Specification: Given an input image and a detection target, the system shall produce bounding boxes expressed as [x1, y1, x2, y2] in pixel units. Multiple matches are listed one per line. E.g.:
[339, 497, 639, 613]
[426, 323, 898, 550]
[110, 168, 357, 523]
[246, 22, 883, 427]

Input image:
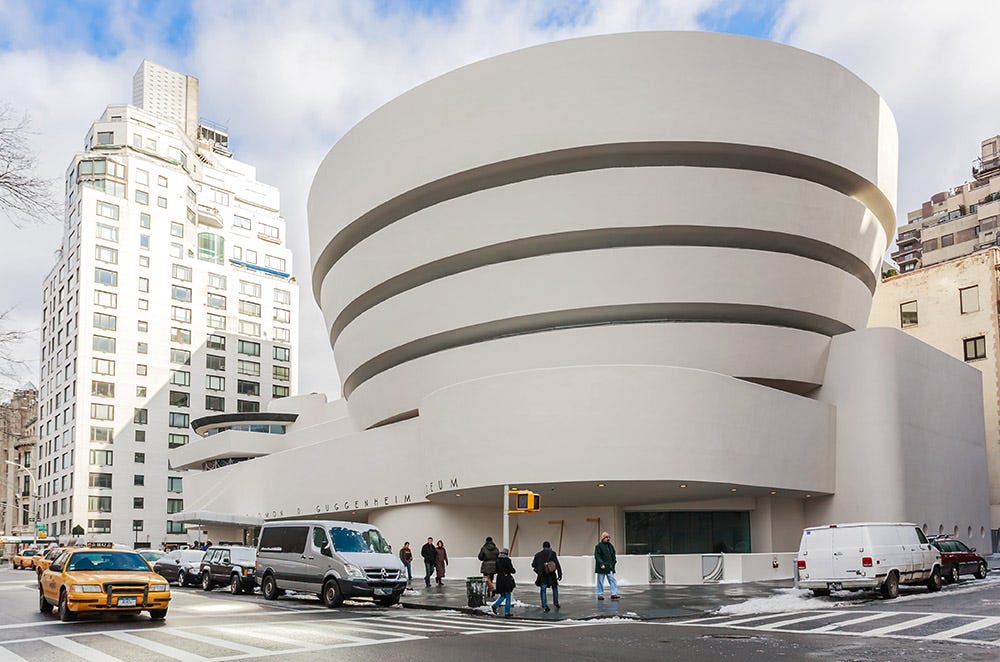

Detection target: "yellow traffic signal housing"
[508, 489, 541, 513]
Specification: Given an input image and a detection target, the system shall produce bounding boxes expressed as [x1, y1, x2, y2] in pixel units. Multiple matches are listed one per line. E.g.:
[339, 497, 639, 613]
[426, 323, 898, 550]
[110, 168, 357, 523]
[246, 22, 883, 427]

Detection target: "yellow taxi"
[38, 543, 171, 621]
[12, 549, 40, 570]
[35, 547, 78, 583]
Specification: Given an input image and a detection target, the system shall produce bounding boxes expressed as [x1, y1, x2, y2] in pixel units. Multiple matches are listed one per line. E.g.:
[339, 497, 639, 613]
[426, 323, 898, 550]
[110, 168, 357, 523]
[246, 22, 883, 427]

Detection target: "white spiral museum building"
[173, 32, 990, 564]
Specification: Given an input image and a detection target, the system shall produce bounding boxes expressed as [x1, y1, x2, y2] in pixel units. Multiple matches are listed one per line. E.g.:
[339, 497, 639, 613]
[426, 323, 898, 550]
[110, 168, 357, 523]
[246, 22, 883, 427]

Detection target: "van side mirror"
[321, 544, 333, 558]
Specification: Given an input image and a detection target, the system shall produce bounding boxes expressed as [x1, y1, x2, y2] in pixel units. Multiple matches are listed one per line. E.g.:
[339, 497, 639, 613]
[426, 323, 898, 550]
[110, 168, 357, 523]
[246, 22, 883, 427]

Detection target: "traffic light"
[508, 489, 541, 513]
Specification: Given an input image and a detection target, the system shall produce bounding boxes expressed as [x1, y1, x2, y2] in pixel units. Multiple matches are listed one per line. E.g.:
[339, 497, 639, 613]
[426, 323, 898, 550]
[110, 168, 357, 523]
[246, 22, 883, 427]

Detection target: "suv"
[927, 535, 988, 583]
[200, 546, 257, 594]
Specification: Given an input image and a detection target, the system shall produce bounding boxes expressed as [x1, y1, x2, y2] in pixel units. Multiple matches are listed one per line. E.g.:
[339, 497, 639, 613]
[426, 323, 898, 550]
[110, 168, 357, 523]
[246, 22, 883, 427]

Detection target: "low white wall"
[721, 553, 796, 583]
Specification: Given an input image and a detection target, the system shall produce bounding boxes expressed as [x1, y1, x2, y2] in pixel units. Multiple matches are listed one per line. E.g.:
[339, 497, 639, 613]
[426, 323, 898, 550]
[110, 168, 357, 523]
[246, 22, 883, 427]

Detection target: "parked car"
[200, 546, 257, 594]
[152, 549, 205, 587]
[796, 522, 942, 599]
[138, 550, 167, 565]
[255, 520, 407, 607]
[927, 535, 988, 583]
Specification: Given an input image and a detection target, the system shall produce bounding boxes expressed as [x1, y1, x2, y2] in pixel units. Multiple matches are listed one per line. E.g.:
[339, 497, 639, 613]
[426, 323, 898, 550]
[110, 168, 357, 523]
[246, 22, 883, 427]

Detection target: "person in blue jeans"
[398, 542, 413, 582]
[595, 531, 620, 600]
[491, 548, 517, 616]
[531, 541, 562, 612]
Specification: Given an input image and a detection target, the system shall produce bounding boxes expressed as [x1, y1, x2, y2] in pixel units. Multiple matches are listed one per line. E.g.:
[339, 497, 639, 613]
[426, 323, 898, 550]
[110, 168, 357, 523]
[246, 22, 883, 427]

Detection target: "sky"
[0, 0, 997, 397]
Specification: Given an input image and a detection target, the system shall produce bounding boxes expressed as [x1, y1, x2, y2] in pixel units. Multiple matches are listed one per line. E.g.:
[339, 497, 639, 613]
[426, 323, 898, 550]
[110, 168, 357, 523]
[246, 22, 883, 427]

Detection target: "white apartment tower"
[38, 61, 299, 547]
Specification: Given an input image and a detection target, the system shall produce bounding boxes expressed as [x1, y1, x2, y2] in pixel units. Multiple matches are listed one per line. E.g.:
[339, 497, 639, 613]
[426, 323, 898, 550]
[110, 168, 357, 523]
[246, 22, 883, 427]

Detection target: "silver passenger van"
[255, 520, 406, 607]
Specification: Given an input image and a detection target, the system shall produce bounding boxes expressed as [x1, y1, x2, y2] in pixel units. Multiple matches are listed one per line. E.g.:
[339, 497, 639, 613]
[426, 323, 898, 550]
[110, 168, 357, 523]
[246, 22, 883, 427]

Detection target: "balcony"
[974, 156, 1000, 180]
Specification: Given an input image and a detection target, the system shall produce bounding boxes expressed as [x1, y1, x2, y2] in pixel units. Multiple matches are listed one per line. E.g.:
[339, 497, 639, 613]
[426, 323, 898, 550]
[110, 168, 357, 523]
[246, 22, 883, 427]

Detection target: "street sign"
[36, 524, 47, 534]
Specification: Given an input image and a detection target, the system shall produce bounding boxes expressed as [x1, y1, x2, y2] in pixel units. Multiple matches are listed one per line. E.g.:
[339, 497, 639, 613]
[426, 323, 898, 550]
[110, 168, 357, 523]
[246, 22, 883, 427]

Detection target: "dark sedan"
[152, 549, 206, 587]
[928, 535, 988, 583]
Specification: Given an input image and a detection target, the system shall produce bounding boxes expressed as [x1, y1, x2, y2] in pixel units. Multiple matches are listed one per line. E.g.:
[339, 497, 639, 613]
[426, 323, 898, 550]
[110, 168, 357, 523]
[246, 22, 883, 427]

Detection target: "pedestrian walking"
[434, 539, 448, 585]
[420, 537, 436, 587]
[490, 548, 517, 617]
[532, 541, 562, 612]
[399, 541, 413, 582]
[478, 536, 500, 597]
[594, 531, 620, 600]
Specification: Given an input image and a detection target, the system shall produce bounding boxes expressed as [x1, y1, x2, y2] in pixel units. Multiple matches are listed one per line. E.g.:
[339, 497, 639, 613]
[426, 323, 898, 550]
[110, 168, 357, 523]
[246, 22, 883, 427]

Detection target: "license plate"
[117, 597, 137, 607]
[374, 588, 392, 596]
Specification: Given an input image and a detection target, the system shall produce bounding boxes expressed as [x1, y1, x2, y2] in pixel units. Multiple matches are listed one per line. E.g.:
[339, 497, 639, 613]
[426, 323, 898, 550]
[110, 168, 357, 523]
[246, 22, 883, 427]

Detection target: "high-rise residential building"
[37, 60, 298, 547]
[891, 135, 1000, 272]
[1, 387, 38, 539]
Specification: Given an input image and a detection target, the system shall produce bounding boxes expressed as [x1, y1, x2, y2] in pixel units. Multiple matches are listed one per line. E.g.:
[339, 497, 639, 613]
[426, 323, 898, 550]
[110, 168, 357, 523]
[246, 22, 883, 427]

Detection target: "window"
[206, 354, 225, 371]
[170, 327, 191, 344]
[135, 168, 149, 185]
[233, 215, 251, 230]
[941, 234, 955, 247]
[273, 365, 290, 381]
[95, 245, 118, 264]
[138, 276, 149, 292]
[89, 450, 113, 467]
[135, 189, 149, 205]
[172, 285, 192, 302]
[133, 520, 144, 532]
[207, 334, 226, 350]
[137, 342, 147, 354]
[237, 380, 260, 396]
[172, 264, 192, 281]
[93, 312, 116, 331]
[169, 412, 189, 428]
[136, 386, 147, 397]
[238, 339, 260, 356]
[140, 234, 150, 250]
[239, 280, 261, 297]
[273, 385, 290, 398]
[170, 370, 191, 386]
[170, 348, 191, 365]
[960, 285, 980, 313]
[208, 273, 226, 289]
[91, 380, 114, 398]
[94, 290, 117, 308]
[245, 249, 257, 264]
[205, 395, 225, 411]
[157, 196, 167, 208]
[206, 375, 225, 391]
[964, 335, 987, 361]
[273, 346, 290, 362]
[274, 289, 291, 305]
[139, 212, 151, 229]
[133, 497, 144, 509]
[209, 188, 229, 205]
[88, 473, 112, 489]
[168, 434, 188, 448]
[170, 221, 184, 238]
[237, 360, 260, 376]
[93, 335, 115, 353]
[259, 223, 280, 241]
[237, 400, 260, 413]
[207, 313, 226, 329]
[132, 452, 144, 465]
[273, 308, 291, 323]
[96, 131, 114, 145]
[134, 474, 145, 486]
[171, 306, 192, 323]
[138, 298, 148, 310]
[158, 175, 168, 187]
[167, 498, 184, 515]
[92, 358, 115, 375]
[135, 430, 146, 443]
[238, 320, 260, 336]
[88, 519, 111, 534]
[167, 521, 186, 534]
[96, 201, 119, 220]
[264, 255, 286, 272]
[90, 426, 113, 443]
[170, 242, 183, 258]
[137, 320, 148, 332]
[94, 268, 117, 286]
[168, 477, 183, 493]
[91, 403, 114, 420]
[96, 223, 118, 242]
[147, 137, 156, 150]
[136, 364, 148, 376]
[274, 327, 290, 342]
[133, 408, 147, 424]
[169, 391, 190, 408]
[198, 232, 224, 264]
[239, 300, 261, 317]
[139, 255, 149, 267]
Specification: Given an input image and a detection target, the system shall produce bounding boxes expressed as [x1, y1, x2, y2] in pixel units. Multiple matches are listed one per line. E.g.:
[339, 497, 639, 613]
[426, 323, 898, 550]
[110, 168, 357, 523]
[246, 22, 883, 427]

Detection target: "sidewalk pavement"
[400, 577, 794, 622]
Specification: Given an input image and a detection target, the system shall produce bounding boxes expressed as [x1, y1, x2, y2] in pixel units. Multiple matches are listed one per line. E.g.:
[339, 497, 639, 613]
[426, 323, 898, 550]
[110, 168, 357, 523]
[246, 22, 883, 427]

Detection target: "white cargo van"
[795, 522, 942, 599]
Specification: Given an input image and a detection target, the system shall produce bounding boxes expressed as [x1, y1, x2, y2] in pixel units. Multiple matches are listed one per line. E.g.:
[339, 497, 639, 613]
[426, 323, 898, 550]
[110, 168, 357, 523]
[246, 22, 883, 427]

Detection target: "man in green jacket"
[594, 531, 620, 600]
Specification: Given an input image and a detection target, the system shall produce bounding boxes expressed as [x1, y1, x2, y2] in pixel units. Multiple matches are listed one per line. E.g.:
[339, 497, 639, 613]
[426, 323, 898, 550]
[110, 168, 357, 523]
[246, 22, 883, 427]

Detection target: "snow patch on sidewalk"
[716, 588, 835, 615]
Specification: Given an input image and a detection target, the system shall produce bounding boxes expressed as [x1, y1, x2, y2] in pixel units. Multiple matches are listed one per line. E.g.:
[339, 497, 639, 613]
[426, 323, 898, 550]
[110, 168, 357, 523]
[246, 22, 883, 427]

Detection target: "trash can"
[466, 576, 488, 608]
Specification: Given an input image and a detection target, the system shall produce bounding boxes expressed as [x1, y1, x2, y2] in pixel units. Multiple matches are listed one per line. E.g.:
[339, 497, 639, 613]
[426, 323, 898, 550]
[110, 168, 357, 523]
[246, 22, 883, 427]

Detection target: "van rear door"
[801, 527, 835, 581]
[832, 526, 864, 580]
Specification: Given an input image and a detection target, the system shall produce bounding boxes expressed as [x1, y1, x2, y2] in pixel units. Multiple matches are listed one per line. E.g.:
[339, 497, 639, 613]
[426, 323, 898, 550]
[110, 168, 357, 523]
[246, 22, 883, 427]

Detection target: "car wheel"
[261, 574, 279, 601]
[149, 609, 167, 620]
[177, 570, 187, 587]
[39, 590, 53, 614]
[948, 564, 960, 584]
[926, 566, 942, 592]
[376, 593, 401, 607]
[201, 571, 214, 591]
[321, 579, 343, 608]
[58, 590, 77, 622]
[230, 574, 243, 595]
[975, 561, 988, 580]
[880, 571, 899, 599]
[811, 588, 830, 597]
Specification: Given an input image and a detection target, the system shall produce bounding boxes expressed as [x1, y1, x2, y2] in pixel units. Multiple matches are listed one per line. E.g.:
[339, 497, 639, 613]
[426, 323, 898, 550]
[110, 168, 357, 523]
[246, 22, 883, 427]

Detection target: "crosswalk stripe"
[708, 611, 833, 627]
[158, 627, 272, 656]
[347, 619, 443, 633]
[400, 614, 532, 630]
[45, 636, 121, 661]
[752, 612, 843, 630]
[102, 631, 202, 661]
[845, 613, 950, 636]
[277, 622, 416, 643]
[0, 647, 31, 662]
[810, 612, 898, 632]
[925, 616, 1000, 640]
[207, 625, 324, 651]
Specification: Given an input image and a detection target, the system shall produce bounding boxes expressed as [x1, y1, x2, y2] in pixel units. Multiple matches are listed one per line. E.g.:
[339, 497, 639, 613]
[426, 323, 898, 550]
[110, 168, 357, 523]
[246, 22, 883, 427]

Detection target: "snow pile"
[716, 588, 838, 615]
[473, 605, 494, 615]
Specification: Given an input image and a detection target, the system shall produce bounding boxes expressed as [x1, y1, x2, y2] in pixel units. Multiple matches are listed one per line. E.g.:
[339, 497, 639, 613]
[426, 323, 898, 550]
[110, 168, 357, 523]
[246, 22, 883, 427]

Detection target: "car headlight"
[148, 584, 168, 592]
[243, 567, 253, 576]
[344, 564, 367, 580]
[69, 585, 102, 593]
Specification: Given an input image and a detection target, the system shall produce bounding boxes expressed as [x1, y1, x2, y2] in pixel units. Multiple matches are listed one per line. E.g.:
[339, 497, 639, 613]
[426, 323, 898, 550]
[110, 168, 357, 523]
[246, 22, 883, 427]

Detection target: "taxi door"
[42, 551, 70, 602]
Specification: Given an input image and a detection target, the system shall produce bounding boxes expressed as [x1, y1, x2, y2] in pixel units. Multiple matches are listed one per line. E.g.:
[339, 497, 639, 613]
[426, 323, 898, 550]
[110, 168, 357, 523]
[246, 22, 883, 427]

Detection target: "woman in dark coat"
[434, 539, 448, 585]
[490, 548, 517, 616]
[531, 540, 562, 612]
[478, 536, 500, 596]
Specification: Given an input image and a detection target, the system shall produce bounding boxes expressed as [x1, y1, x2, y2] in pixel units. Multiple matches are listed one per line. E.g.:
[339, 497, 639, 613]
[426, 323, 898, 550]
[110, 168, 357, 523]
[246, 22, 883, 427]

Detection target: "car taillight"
[862, 557, 873, 567]
[797, 560, 806, 569]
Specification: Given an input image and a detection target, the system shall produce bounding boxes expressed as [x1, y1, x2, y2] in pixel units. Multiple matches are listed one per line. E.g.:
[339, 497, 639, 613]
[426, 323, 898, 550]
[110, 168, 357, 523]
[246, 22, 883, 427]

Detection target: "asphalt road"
[1, 565, 998, 661]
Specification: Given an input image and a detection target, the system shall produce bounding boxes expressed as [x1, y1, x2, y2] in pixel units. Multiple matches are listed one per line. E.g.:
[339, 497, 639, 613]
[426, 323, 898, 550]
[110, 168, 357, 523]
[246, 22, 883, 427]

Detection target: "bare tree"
[0, 104, 57, 226]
